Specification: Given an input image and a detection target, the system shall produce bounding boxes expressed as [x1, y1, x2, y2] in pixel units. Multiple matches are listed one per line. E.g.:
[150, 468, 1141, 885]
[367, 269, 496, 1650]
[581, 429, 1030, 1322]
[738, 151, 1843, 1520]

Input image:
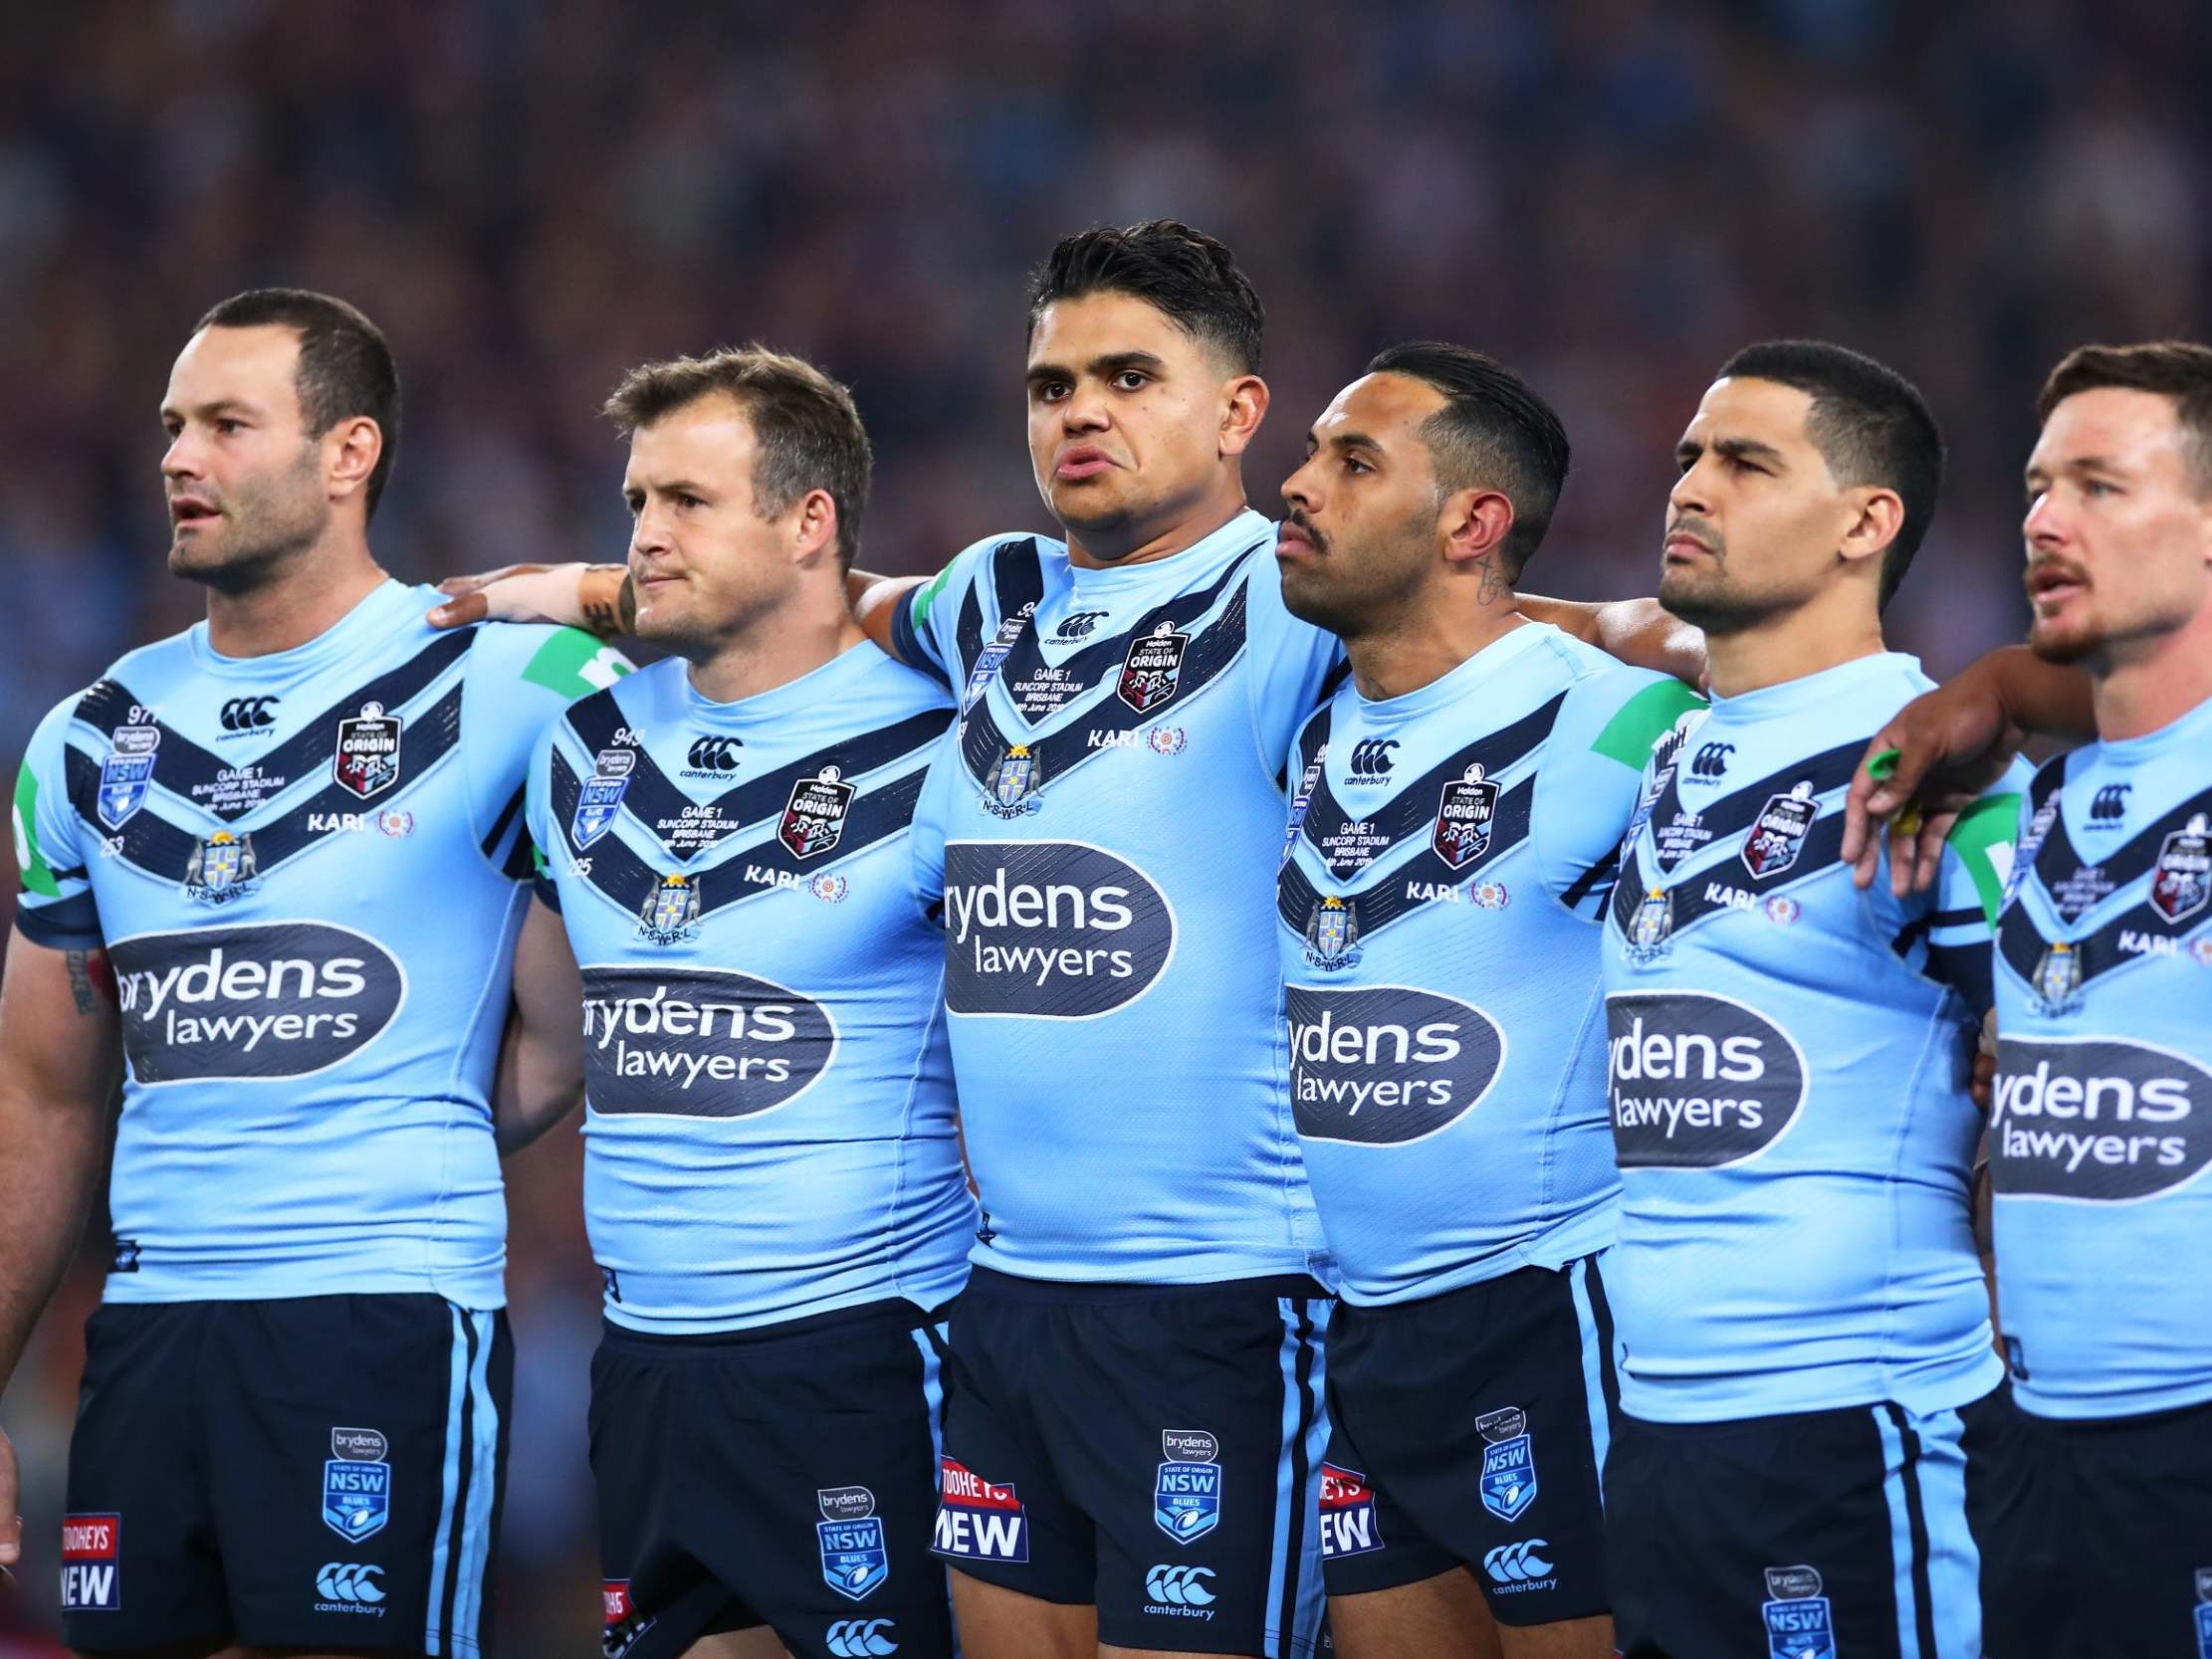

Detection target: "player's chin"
[2026, 614, 2099, 666]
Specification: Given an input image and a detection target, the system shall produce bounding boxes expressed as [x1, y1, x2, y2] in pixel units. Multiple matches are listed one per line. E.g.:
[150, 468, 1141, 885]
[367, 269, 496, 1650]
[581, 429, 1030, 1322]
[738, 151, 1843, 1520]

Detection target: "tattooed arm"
[0, 931, 122, 1579]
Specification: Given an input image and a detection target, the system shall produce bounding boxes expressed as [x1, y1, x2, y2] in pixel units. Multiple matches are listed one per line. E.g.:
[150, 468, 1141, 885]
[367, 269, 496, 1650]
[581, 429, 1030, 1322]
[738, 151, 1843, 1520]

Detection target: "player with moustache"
[1269, 343, 1700, 1659]
[427, 222, 1707, 1659]
[1598, 342, 2028, 1659]
[1895, 342, 2212, 1659]
[0, 292, 625, 1659]
[496, 348, 972, 1659]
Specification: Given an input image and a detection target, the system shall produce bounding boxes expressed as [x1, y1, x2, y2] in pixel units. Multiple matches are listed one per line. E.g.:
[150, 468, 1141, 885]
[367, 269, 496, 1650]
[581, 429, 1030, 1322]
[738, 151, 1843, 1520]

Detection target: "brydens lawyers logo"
[1154, 1429, 1222, 1545]
[323, 1427, 391, 1542]
[931, 1456, 1028, 1561]
[1761, 1563, 1835, 1659]
[816, 1486, 891, 1603]
[61, 1513, 121, 1611]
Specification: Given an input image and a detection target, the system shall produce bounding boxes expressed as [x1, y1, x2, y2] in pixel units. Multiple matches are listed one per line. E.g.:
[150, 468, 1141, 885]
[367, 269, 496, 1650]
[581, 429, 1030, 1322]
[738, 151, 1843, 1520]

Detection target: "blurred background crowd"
[3, 0, 2208, 1649]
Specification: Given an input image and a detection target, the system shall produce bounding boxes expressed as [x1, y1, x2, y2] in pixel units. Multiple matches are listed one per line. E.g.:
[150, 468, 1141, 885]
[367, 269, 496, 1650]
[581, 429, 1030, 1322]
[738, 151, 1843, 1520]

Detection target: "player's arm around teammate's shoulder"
[493, 896, 585, 1156]
[0, 701, 129, 1582]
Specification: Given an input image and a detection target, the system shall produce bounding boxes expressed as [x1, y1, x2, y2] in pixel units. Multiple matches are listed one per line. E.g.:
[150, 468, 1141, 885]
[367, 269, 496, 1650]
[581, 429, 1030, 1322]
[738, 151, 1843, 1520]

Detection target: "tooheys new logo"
[108, 923, 405, 1083]
[941, 841, 1176, 1018]
[580, 965, 835, 1117]
[1990, 1035, 2212, 1199]
[1605, 991, 1807, 1166]
[1285, 985, 1505, 1143]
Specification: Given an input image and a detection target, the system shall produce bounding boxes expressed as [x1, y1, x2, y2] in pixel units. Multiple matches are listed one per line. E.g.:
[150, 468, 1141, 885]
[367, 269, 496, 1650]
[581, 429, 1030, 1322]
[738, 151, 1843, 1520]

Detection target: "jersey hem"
[100, 1264, 507, 1309]
[1618, 1348, 2005, 1424]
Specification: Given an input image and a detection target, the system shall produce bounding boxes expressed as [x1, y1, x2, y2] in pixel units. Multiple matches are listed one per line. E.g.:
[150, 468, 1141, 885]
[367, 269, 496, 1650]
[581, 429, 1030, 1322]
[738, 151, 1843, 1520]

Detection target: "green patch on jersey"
[1590, 679, 1705, 770]
[13, 761, 59, 897]
[908, 562, 958, 636]
[1946, 791, 2022, 929]
[522, 628, 633, 700]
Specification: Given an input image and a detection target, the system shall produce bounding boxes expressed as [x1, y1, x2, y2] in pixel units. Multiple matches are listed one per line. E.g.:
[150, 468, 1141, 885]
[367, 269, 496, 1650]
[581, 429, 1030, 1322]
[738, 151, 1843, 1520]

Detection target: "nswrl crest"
[1304, 895, 1360, 971]
[1627, 886, 1673, 962]
[2033, 940, 2082, 1013]
[1154, 1429, 1222, 1545]
[572, 748, 635, 850]
[322, 1427, 391, 1543]
[1760, 1564, 1835, 1659]
[97, 724, 160, 829]
[184, 831, 258, 904]
[1475, 1407, 1538, 1524]
[1433, 763, 1500, 869]
[639, 873, 702, 945]
[983, 744, 1041, 819]
[815, 1486, 890, 1603]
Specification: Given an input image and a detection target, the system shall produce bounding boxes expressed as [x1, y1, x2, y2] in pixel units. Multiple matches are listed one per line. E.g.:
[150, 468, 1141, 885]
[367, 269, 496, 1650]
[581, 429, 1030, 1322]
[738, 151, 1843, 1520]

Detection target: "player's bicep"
[0, 931, 121, 1110]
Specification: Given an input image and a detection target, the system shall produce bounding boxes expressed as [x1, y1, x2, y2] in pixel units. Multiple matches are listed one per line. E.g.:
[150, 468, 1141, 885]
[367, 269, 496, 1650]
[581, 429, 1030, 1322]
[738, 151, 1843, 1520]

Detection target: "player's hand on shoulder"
[428, 561, 601, 631]
[1843, 664, 2021, 898]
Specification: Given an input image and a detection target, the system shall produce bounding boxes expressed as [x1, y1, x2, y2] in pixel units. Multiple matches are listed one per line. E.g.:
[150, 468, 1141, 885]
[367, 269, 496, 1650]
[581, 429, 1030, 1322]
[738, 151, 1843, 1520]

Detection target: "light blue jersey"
[1989, 691, 2212, 1420]
[899, 509, 1341, 1284]
[1598, 652, 2022, 1423]
[526, 645, 975, 1334]
[1275, 622, 1702, 1306]
[10, 580, 627, 1306]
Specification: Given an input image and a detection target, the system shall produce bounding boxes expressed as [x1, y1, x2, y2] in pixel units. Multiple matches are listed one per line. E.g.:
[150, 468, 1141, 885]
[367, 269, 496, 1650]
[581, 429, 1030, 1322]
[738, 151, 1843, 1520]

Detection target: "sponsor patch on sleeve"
[14, 761, 60, 897]
[521, 629, 634, 700]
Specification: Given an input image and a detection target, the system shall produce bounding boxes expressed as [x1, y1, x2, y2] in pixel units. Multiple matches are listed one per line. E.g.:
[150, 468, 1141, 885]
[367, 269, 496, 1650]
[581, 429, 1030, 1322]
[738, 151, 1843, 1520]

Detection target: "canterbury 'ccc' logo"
[1483, 1540, 1554, 1584]
[825, 1621, 900, 1657]
[1144, 1563, 1217, 1605]
[219, 695, 280, 730]
[686, 734, 744, 772]
[1347, 737, 1399, 778]
[315, 1562, 386, 1604]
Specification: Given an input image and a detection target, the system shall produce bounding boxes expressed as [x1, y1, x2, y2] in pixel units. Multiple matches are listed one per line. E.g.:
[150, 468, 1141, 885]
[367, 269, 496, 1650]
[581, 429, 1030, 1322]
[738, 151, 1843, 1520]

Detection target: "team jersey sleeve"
[1535, 668, 1707, 918]
[889, 536, 999, 688]
[1911, 756, 2035, 1017]
[458, 623, 632, 876]
[12, 694, 102, 949]
[521, 721, 563, 914]
[906, 728, 957, 921]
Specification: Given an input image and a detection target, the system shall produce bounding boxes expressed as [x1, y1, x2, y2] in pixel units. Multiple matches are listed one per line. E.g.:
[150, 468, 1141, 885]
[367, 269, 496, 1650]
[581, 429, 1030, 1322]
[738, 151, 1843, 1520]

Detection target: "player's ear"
[1439, 488, 1515, 568]
[326, 417, 382, 506]
[1217, 374, 1269, 460]
[1839, 485, 1904, 571]
[790, 488, 839, 567]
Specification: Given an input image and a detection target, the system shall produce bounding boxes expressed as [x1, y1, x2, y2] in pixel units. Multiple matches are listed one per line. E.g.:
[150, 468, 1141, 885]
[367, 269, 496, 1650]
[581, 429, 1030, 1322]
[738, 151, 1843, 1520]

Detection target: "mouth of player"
[169, 497, 220, 529]
[1275, 517, 1324, 558]
[1662, 529, 1716, 564]
[1054, 445, 1117, 482]
[2026, 562, 2087, 611]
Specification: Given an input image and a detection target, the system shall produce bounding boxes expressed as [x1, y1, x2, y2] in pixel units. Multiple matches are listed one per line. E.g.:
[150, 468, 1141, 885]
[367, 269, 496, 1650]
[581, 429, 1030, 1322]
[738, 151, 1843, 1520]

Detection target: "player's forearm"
[1522, 593, 1707, 688]
[849, 569, 924, 659]
[0, 1081, 110, 1384]
[1975, 644, 2095, 743]
[491, 1012, 584, 1157]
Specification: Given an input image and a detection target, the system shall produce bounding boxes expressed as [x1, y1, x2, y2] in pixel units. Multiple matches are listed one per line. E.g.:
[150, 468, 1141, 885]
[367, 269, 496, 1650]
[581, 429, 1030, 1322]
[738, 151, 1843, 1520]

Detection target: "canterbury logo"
[686, 735, 745, 771]
[2091, 783, 2130, 822]
[1483, 1540, 1554, 1583]
[1056, 610, 1110, 639]
[826, 1619, 900, 1656]
[1347, 738, 1400, 778]
[316, 1561, 386, 1603]
[220, 695, 280, 730]
[1144, 1563, 1217, 1605]
[1690, 741, 1733, 780]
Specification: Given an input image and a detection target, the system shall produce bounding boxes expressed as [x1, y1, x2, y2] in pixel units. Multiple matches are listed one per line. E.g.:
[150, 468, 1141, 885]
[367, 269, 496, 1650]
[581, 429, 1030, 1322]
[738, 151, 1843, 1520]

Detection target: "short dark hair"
[1027, 219, 1265, 373]
[603, 345, 873, 570]
[2037, 340, 2212, 495]
[1716, 339, 1943, 610]
[1367, 341, 1571, 578]
[194, 289, 400, 518]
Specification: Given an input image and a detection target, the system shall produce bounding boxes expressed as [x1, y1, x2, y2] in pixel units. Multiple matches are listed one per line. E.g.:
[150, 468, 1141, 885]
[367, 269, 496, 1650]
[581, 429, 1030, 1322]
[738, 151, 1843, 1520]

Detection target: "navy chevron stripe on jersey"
[1609, 813, 1849, 938]
[958, 565, 1253, 789]
[10, 579, 619, 1307]
[64, 684, 465, 883]
[1277, 778, 1534, 939]
[2020, 777, 2212, 921]
[1296, 692, 1565, 878]
[951, 537, 1048, 683]
[71, 631, 473, 818]
[1642, 738, 1865, 873]
[562, 692, 952, 862]
[549, 745, 931, 920]
[991, 535, 1262, 725]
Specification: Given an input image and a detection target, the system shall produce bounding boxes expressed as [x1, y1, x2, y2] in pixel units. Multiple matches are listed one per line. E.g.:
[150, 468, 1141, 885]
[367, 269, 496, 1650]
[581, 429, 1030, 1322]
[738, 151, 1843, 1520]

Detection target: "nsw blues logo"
[322, 1427, 391, 1543]
[1475, 1407, 1537, 1524]
[1154, 1429, 1222, 1545]
[964, 604, 1034, 715]
[816, 1487, 890, 1603]
[572, 748, 635, 850]
[1760, 1563, 1836, 1659]
[98, 723, 160, 830]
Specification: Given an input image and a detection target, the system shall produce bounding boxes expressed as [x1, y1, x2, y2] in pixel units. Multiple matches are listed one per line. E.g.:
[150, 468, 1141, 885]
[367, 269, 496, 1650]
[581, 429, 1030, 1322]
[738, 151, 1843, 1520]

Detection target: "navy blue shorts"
[932, 1267, 1331, 1655]
[589, 1298, 956, 1659]
[61, 1294, 509, 1656]
[1605, 1385, 2016, 1659]
[1320, 1253, 1618, 1624]
[1975, 1393, 2212, 1658]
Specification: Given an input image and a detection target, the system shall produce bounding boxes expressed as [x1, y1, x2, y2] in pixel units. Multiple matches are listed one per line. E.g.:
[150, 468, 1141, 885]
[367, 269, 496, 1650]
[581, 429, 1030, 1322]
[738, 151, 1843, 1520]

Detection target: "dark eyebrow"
[160, 397, 255, 422]
[629, 477, 710, 498]
[1713, 436, 1786, 465]
[1025, 350, 1169, 388]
